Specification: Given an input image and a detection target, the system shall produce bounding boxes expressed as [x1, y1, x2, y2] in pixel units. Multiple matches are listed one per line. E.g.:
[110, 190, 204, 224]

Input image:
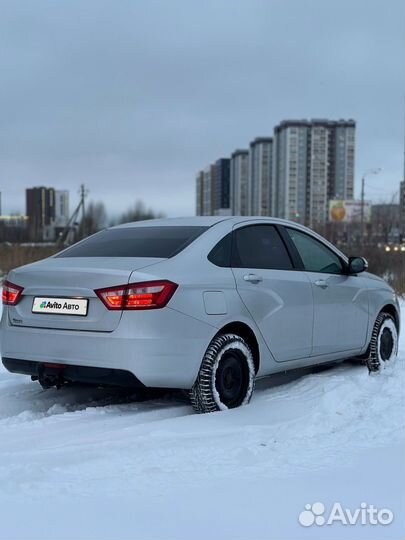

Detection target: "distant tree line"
[79, 199, 165, 236]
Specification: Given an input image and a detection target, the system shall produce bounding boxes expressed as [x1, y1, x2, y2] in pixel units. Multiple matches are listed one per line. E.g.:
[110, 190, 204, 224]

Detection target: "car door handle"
[314, 279, 328, 289]
[243, 273, 263, 284]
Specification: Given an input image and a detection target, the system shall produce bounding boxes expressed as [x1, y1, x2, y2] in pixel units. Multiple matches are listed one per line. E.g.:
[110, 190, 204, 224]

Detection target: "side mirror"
[348, 257, 368, 274]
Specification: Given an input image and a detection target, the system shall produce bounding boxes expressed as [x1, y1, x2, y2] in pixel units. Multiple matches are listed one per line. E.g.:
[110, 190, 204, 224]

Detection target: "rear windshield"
[57, 226, 208, 258]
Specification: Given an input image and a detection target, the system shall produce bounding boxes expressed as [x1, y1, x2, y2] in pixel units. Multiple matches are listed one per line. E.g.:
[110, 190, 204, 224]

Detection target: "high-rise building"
[273, 119, 356, 227]
[51, 190, 70, 241]
[26, 187, 56, 241]
[308, 121, 330, 227]
[54, 190, 69, 228]
[195, 119, 355, 224]
[329, 121, 355, 200]
[26, 187, 70, 241]
[274, 121, 309, 224]
[212, 158, 231, 215]
[196, 171, 204, 216]
[196, 160, 230, 216]
[249, 137, 273, 216]
[230, 149, 249, 215]
[202, 165, 215, 216]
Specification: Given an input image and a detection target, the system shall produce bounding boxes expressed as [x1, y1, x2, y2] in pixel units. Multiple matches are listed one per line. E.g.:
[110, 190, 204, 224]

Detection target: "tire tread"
[367, 312, 397, 373]
[190, 333, 254, 414]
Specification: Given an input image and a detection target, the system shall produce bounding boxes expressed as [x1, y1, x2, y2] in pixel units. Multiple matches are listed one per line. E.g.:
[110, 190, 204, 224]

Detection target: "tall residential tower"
[273, 119, 355, 227]
[195, 118, 355, 226]
[230, 149, 249, 215]
[249, 137, 274, 216]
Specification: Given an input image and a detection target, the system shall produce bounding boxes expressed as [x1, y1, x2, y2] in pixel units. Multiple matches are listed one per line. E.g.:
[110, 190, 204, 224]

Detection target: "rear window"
[57, 226, 208, 258]
[207, 233, 232, 267]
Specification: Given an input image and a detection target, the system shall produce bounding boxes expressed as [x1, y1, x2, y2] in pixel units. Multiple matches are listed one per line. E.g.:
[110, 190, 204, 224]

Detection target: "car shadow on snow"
[0, 372, 192, 421]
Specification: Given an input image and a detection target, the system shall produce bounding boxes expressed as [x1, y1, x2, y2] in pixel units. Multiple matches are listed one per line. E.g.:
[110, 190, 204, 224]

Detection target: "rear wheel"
[190, 333, 255, 413]
[367, 312, 398, 373]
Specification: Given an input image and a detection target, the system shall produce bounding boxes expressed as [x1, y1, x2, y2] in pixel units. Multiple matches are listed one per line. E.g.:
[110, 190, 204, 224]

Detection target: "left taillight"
[95, 280, 178, 311]
[2, 280, 24, 306]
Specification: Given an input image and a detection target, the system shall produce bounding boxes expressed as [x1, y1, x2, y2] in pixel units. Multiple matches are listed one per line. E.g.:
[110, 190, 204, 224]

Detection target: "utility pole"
[80, 184, 87, 238]
[57, 184, 88, 246]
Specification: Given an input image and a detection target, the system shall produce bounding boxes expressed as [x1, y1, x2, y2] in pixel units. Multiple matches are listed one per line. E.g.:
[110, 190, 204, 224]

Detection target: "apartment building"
[195, 119, 356, 226]
[230, 149, 249, 215]
[273, 119, 356, 226]
[249, 137, 274, 216]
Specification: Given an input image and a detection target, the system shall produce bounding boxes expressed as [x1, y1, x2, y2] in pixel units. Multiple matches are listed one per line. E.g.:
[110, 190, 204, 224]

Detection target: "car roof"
[112, 216, 306, 229]
[113, 216, 230, 228]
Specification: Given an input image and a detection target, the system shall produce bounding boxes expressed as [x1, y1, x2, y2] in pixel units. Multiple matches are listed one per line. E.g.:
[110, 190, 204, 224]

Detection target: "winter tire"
[190, 333, 255, 413]
[367, 312, 398, 373]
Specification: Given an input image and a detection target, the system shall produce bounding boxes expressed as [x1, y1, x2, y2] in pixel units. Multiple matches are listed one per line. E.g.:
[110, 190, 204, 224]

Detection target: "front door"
[285, 227, 369, 356]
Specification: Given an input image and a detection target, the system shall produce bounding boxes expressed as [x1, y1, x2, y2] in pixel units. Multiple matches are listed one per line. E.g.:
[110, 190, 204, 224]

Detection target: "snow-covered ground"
[0, 302, 404, 540]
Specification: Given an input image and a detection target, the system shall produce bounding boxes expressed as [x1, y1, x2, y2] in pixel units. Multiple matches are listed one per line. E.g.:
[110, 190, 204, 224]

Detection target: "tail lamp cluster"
[2, 279, 178, 311]
[2, 280, 24, 306]
[95, 280, 178, 310]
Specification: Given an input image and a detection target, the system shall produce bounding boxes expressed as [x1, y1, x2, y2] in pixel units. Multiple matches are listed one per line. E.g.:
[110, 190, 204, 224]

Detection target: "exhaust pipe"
[37, 363, 66, 389]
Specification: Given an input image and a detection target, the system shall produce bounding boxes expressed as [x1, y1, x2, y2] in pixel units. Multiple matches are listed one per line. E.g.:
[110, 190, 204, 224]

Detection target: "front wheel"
[367, 312, 398, 373]
[190, 333, 255, 413]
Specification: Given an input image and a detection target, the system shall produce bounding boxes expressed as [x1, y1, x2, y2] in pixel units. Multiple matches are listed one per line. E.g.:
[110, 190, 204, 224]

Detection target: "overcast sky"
[1, 0, 404, 217]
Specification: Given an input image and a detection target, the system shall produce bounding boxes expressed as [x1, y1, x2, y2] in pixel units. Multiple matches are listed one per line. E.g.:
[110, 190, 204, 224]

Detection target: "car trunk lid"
[7, 257, 164, 332]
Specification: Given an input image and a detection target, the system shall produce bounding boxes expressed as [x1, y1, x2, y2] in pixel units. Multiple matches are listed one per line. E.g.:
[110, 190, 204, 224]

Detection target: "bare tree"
[79, 201, 108, 236]
[117, 200, 165, 224]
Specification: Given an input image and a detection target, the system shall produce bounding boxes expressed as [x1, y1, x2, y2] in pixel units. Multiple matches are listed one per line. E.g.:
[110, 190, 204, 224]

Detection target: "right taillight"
[95, 280, 178, 310]
[2, 280, 24, 306]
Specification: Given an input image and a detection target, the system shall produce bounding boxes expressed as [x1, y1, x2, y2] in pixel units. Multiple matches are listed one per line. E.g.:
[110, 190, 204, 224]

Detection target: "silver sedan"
[1, 217, 400, 413]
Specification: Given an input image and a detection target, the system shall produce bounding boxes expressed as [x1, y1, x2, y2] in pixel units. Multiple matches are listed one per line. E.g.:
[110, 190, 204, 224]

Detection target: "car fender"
[363, 282, 400, 350]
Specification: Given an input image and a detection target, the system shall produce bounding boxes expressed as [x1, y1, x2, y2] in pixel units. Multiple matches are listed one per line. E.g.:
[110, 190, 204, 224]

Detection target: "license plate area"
[32, 297, 89, 316]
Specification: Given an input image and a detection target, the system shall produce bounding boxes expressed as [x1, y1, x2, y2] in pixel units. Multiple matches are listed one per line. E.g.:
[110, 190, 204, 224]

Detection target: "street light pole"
[360, 168, 381, 240]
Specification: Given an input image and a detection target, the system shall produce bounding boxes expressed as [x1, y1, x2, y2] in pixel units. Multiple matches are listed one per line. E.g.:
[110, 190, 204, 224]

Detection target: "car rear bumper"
[2, 357, 145, 388]
[0, 307, 216, 389]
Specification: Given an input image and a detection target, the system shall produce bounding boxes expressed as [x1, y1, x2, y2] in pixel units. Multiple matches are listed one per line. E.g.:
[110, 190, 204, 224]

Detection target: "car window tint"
[208, 233, 232, 267]
[286, 228, 343, 274]
[58, 226, 208, 258]
[232, 225, 293, 270]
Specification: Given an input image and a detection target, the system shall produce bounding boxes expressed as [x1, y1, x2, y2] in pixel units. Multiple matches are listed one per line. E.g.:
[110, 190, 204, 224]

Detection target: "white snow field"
[0, 301, 404, 540]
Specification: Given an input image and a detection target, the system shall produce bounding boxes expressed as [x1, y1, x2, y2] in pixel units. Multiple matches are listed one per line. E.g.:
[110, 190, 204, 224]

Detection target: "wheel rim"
[377, 319, 398, 364]
[380, 327, 394, 361]
[215, 350, 250, 408]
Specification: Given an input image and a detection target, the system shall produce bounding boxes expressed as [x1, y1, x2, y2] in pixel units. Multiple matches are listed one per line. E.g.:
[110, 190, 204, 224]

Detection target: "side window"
[286, 228, 343, 274]
[208, 233, 232, 267]
[232, 225, 293, 270]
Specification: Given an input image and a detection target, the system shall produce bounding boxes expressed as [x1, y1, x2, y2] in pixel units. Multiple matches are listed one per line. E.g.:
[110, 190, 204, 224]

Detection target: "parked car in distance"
[1, 217, 400, 413]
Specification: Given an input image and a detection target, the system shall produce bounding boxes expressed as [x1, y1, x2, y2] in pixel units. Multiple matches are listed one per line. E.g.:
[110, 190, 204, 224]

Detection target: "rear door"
[284, 227, 369, 356]
[231, 223, 313, 362]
